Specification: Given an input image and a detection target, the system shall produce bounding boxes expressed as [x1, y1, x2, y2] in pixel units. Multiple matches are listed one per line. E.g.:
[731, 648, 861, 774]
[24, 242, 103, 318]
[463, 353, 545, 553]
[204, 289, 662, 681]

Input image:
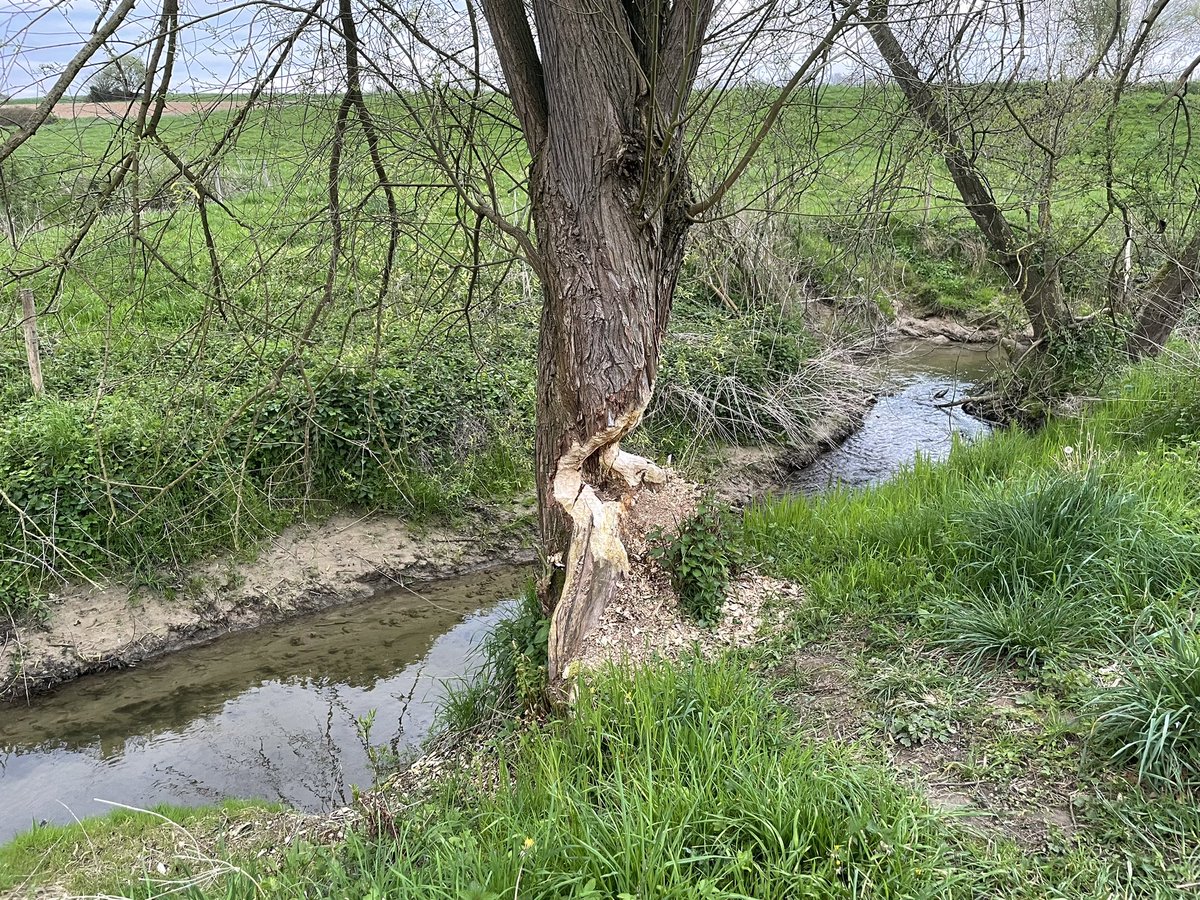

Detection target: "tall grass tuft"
[931, 469, 1200, 663]
[1088, 629, 1200, 788]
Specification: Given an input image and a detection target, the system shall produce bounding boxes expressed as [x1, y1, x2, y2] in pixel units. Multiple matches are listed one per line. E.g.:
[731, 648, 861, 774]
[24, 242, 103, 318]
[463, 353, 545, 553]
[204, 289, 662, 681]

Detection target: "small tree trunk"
[1127, 231, 1200, 358]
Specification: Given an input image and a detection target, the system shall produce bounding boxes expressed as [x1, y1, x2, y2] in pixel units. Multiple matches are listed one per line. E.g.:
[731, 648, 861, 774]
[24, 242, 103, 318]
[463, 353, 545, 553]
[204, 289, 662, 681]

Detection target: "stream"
[0, 570, 527, 842]
[790, 340, 996, 492]
[0, 341, 996, 843]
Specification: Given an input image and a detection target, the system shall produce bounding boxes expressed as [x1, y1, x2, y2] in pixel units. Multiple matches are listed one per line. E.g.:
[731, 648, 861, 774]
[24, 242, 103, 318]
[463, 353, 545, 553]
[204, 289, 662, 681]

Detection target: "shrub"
[649, 495, 737, 626]
[0, 106, 51, 130]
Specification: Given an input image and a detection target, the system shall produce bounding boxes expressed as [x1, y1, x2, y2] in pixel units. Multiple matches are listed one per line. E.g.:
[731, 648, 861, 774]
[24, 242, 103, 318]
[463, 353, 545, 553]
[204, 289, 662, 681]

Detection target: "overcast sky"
[1, 1, 277, 99]
[3, 0, 1196, 101]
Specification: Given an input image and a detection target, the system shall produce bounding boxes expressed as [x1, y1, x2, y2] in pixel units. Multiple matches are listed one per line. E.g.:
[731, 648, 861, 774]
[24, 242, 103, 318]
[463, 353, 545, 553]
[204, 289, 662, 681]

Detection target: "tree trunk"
[864, 0, 1065, 341]
[481, 0, 712, 680]
[531, 132, 691, 682]
[1127, 231, 1200, 358]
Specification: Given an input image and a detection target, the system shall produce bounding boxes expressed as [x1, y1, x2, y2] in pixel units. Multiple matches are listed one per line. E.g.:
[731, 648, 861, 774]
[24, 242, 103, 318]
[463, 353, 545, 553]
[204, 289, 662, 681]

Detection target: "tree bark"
[863, 0, 1065, 342]
[528, 4, 696, 680]
[531, 156, 691, 679]
[1127, 231, 1200, 358]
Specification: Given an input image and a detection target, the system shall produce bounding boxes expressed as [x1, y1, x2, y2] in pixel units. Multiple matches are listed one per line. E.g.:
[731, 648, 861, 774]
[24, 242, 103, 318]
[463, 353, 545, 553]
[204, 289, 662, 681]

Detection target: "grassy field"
[0, 84, 1195, 624]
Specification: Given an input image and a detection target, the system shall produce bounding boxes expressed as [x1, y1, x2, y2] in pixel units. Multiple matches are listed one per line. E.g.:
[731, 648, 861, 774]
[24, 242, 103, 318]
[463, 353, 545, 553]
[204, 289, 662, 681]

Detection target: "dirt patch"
[572, 474, 800, 673]
[889, 680, 1083, 851]
[891, 309, 1012, 346]
[777, 647, 865, 742]
[0, 99, 243, 124]
[1, 510, 534, 704]
[772, 640, 1083, 852]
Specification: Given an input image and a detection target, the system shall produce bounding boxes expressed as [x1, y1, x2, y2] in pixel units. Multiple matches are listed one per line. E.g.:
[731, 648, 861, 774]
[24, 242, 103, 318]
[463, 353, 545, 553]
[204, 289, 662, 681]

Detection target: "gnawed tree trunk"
[485, 0, 709, 681]
[533, 163, 691, 680]
[1127, 231, 1200, 358]
[863, 0, 1066, 342]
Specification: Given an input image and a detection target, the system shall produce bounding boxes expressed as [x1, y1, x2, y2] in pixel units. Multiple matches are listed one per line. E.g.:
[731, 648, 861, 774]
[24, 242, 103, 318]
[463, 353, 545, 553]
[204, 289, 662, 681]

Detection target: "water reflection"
[0, 569, 526, 841]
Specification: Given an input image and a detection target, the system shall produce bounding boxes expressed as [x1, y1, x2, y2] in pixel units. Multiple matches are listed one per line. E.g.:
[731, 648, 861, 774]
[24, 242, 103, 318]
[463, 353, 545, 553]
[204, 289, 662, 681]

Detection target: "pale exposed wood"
[19, 288, 44, 397]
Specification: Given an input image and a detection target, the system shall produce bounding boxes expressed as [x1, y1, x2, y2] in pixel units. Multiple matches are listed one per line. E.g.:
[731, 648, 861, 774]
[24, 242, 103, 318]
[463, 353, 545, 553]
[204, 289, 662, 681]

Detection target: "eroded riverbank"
[1, 512, 536, 704]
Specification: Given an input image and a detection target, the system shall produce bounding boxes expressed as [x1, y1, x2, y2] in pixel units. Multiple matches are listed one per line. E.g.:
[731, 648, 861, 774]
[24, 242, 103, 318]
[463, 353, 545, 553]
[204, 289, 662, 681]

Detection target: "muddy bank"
[711, 380, 877, 504]
[1, 510, 535, 704]
[892, 311, 1011, 345]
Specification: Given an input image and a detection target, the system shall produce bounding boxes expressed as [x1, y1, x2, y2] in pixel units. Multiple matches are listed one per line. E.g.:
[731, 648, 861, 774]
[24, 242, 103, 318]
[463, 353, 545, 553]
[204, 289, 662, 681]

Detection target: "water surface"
[0, 569, 526, 842]
[790, 341, 995, 492]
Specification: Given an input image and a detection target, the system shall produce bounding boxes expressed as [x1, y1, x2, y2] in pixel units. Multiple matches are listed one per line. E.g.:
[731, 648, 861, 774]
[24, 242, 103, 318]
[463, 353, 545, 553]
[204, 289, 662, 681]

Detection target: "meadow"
[0, 83, 1194, 622]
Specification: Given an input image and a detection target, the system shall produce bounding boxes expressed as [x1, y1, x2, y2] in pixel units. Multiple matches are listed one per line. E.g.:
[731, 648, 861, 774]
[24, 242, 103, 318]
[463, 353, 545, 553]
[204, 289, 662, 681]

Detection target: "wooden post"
[19, 288, 44, 397]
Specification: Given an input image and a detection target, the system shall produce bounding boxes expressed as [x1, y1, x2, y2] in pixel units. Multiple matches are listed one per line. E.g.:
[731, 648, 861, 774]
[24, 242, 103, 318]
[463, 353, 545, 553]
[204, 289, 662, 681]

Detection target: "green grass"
[436, 582, 550, 734]
[741, 346, 1200, 789]
[0, 800, 279, 895]
[1088, 628, 1200, 789]
[743, 348, 1200, 651]
[138, 659, 969, 899]
[1, 83, 1194, 619]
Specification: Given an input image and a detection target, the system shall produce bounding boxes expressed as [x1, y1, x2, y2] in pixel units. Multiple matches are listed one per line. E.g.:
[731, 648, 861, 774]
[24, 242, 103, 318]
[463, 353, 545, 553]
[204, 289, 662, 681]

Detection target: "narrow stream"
[790, 340, 996, 492]
[0, 341, 996, 844]
[0, 569, 527, 842]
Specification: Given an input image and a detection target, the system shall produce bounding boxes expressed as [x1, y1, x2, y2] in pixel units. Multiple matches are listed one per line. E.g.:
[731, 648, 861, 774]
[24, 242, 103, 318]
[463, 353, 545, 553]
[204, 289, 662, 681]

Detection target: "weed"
[861, 654, 973, 747]
[354, 709, 403, 785]
[649, 495, 737, 626]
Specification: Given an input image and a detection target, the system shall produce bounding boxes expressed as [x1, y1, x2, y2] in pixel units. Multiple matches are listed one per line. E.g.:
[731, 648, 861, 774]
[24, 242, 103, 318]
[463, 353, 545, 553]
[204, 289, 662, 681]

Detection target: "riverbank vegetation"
[4, 340, 1198, 898]
[2, 80, 1194, 625]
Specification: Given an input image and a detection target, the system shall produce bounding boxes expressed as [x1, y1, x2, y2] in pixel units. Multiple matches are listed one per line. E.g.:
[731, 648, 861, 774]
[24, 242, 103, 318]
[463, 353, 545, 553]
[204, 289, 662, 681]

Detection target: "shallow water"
[789, 340, 996, 492]
[0, 569, 526, 842]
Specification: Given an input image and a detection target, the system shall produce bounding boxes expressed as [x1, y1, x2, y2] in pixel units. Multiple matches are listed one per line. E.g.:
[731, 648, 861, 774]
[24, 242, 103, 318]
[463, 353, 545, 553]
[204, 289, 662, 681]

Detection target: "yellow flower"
[523, 837, 536, 851]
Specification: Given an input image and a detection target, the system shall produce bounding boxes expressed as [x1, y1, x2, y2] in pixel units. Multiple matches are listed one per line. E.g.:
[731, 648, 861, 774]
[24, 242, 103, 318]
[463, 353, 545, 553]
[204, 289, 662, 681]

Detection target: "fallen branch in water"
[933, 392, 1000, 410]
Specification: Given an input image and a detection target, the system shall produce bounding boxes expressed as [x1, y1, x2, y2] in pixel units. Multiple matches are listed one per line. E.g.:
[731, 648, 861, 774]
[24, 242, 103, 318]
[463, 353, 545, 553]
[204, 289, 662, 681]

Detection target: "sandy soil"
[892, 311, 1011, 345]
[0, 511, 534, 704]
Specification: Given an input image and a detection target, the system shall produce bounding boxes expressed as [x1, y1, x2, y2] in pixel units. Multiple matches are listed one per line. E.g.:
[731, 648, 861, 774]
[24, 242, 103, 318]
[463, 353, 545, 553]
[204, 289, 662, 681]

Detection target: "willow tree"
[0, 0, 854, 679]
[472, 0, 853, 677]
[856, 0, 1198, 357]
